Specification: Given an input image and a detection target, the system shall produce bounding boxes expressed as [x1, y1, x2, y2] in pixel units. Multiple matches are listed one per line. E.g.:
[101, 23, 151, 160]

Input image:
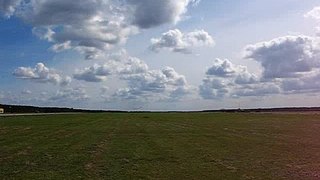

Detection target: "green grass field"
[0, 113, 320, 179]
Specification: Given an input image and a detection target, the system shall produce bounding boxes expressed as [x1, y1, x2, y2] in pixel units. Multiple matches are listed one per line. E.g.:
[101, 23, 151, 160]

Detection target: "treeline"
[1, 104, 320, 114]
[203, 107, 320, 113]
[0, 104, 108, 114]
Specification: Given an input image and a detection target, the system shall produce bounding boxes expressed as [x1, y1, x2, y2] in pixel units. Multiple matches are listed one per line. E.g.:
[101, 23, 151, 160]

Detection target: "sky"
[1, 0, 320, 111]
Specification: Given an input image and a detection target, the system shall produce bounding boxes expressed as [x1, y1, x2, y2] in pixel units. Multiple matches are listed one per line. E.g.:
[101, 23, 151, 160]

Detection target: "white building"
[0, 108, 4, 114]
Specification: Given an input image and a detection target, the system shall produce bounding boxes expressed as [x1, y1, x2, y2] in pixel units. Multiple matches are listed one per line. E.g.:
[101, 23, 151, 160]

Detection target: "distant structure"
[0, 108, 4, 114]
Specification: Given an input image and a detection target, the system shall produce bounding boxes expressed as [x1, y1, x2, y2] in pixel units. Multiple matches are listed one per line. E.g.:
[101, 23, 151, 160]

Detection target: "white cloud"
[74, 63, 114, 82]
[244, 35, 320, 79]
[199, 76, 281, 100]
[73, 51, 148, 82]
[199, 77, 230, 99]
[305, 6, 320, 36]
[72, 50, 192, 101]
[49, 87, 89, 102]
[199, 58, 280, 99]
[4, 0, 137, 59]
[199, 43, 320, 99]
[242, 34, 320, 95]
[305, 6, 320, 20]
[117, 56, 149, 75]
[114, 67, 192, 101]
[234, 71, 259, 85]
[206, 58, 258, 84]
[1, 0, 200, 59]
[207, 58, 241, 77]
[13, 63, 71, 86]
[150, 29, 214, 54]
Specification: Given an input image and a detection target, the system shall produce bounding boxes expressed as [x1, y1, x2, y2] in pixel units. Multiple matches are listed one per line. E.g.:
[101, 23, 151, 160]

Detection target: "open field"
[1, 113, 320, 179]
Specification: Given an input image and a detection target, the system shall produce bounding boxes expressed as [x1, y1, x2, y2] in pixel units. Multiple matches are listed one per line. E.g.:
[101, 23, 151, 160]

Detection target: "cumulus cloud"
[305, 6, 320, 20]
[199, 78, 230, 99]
[123, 67, 188, 92]
[114, 52, 149, 75]
[1, 0, 200, 59]
[200, 43, 320, 99]
[150, 29, 214, 54]
[305, 6, 320, 36]
[114, 67, 191, 101]
[49, 87, 89, 102]
[199, 78, 280, 99]
[202, 8, 320, 98]
[199, 58, 280, 99]
[128, 0, 199, 29]
[206, 59, 258, 84]
[73, 50, 192, 101]
[13, 63, 71, 86]
[73, 51, 148, 82]
[206, 59, 237, 77]
[23, 0, 137, 59]
[74, 63, 114, 82]
[1, 0, 132, 59]
[244, 35, 320, 79]
[239, 34, 320, 96]
[281, 72, 320, 94]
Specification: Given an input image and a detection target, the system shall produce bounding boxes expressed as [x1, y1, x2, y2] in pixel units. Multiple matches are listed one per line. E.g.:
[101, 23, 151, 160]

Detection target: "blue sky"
[1, 0, 320, 110]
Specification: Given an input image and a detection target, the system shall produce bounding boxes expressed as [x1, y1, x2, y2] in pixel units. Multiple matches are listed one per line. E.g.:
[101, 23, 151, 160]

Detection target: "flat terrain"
[0, 113, 320, 179]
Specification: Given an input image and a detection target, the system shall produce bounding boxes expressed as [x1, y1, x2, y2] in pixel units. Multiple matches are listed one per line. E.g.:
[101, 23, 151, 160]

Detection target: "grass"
[0, 112, 320, 179]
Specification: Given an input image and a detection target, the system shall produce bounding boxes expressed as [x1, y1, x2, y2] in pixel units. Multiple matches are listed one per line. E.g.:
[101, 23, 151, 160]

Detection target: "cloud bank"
[13, 63, 71, 86]
[0, 0, 200, 59]
[73, 50, 192, 101]
[244, 35, 320, 79]
[200, 34, 320, 100]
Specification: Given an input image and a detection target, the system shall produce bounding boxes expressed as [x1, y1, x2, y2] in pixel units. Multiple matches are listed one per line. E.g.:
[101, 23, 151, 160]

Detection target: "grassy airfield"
[0, 112, 319, 179]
